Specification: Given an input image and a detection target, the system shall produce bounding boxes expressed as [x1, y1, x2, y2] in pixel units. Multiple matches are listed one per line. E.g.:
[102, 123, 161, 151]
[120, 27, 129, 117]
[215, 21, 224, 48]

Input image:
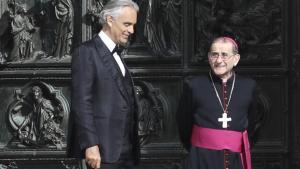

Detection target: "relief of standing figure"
[10, 5, 35, 62]
[160, 0, 182, 56]
[143, 0, 166, 56]
[52, 0, 74, 59]
[143, 0, 181, 57]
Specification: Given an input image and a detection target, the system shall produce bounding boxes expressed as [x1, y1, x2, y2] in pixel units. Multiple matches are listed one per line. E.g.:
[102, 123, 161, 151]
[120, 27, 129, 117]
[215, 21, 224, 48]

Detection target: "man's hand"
[85, 145, 101, 169]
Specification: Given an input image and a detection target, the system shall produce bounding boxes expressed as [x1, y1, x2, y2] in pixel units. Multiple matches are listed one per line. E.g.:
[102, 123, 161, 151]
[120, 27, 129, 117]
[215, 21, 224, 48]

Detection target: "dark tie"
[112, 45, 124, 56]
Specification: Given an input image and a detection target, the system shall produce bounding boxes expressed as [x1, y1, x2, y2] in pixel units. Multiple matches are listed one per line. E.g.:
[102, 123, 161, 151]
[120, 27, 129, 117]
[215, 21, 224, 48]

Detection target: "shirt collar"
[98, 31, 116, 53]
[210, 71, 235, 84]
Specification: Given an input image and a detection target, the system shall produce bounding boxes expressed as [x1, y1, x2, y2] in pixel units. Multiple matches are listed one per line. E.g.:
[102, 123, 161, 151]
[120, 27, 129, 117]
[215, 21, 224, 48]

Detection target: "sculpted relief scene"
[5, 81, 69, 150]
[192, 0, 282, 65]
[0, 0, 73, 64]
[0, 0, 183, 64]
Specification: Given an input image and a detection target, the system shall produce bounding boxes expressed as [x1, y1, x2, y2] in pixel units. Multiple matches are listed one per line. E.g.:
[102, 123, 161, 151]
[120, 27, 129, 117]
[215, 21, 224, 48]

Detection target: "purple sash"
[191, 125, 251, 169]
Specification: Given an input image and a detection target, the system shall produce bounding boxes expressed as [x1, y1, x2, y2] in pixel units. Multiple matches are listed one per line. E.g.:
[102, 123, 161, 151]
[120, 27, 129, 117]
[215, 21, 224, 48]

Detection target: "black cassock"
[177, 72, 261, 169]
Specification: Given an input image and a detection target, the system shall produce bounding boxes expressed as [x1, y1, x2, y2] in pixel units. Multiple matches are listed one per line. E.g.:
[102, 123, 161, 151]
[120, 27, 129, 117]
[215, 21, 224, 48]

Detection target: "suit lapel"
[93, 36, 129, 101]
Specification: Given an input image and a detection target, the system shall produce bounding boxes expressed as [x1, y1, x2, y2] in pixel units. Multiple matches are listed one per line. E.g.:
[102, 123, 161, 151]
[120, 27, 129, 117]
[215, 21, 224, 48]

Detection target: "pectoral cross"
[218, 113, 231, 128]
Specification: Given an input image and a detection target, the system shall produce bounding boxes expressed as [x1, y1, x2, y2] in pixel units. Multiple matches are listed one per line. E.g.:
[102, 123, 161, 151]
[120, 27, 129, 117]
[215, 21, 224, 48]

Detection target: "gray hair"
[99, 0, 139, 26]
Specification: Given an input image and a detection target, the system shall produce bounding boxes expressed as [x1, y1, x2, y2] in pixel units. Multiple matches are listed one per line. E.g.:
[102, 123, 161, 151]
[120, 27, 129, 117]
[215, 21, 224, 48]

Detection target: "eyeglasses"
[209, 52, 235, 60]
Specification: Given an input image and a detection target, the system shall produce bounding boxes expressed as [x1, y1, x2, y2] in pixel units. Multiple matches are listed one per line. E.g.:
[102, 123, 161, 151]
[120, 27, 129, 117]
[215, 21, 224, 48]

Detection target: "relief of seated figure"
[8, 85, 65, 149]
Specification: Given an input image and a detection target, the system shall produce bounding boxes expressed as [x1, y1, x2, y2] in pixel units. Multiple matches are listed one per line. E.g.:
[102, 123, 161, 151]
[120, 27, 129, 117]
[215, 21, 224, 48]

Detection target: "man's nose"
[216, 55, 223, 62]
[128, 26, 134, 34]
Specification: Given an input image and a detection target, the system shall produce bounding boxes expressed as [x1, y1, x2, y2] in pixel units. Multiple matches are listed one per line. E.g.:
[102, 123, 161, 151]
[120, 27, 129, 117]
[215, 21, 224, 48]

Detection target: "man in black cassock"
[177, 37, 261, 169]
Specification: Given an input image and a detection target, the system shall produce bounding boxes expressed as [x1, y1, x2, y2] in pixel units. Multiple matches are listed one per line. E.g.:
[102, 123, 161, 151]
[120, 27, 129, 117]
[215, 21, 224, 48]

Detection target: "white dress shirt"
[98, 31, 126, 76]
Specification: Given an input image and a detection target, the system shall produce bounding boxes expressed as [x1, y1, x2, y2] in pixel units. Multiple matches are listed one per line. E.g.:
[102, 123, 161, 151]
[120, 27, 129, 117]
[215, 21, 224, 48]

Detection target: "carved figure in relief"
[52, 0, 73, 59]
[10, 5, 35, 62]
[142, 0, 181, 57]
[17, 87, 51, 144]
[9, 85, 64, 148]
[135, 84, 164, 146]
[159, 0, 181, 55]
[38, 0, 57, 57]
[143, 0, 166, 56]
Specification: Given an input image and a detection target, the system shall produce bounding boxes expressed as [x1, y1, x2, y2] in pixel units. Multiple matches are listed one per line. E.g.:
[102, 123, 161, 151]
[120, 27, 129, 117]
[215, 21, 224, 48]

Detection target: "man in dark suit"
[69, 1, 139, 169]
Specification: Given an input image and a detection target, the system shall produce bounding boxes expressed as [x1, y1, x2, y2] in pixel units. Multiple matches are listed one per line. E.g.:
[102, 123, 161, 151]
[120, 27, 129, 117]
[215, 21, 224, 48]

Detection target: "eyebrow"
[210, 52, 230, 54]
[123, 22, 135, 25]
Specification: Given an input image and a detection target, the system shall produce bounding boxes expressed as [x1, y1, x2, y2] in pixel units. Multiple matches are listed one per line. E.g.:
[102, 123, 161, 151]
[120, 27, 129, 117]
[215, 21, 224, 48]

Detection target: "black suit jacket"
[68, 36, 139, 163]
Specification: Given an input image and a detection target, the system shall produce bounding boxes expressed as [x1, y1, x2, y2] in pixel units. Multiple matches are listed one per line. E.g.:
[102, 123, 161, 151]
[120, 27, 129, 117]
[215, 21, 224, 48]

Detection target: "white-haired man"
[69, 1, 140, 169]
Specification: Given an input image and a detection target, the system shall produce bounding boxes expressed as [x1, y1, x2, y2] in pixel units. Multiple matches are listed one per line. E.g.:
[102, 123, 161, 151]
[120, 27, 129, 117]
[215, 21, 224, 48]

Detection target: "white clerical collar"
[98, 31, 116, 53]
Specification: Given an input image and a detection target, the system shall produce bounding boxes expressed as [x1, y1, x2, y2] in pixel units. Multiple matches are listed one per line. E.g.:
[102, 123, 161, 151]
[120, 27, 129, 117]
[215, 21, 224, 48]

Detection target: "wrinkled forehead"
[210, 42, 235, 53]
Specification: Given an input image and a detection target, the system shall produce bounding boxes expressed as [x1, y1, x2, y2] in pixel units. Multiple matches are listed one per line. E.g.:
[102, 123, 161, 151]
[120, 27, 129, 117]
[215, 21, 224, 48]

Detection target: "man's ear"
[234, 54, 240, 66]
[106, 15, 114, 27]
